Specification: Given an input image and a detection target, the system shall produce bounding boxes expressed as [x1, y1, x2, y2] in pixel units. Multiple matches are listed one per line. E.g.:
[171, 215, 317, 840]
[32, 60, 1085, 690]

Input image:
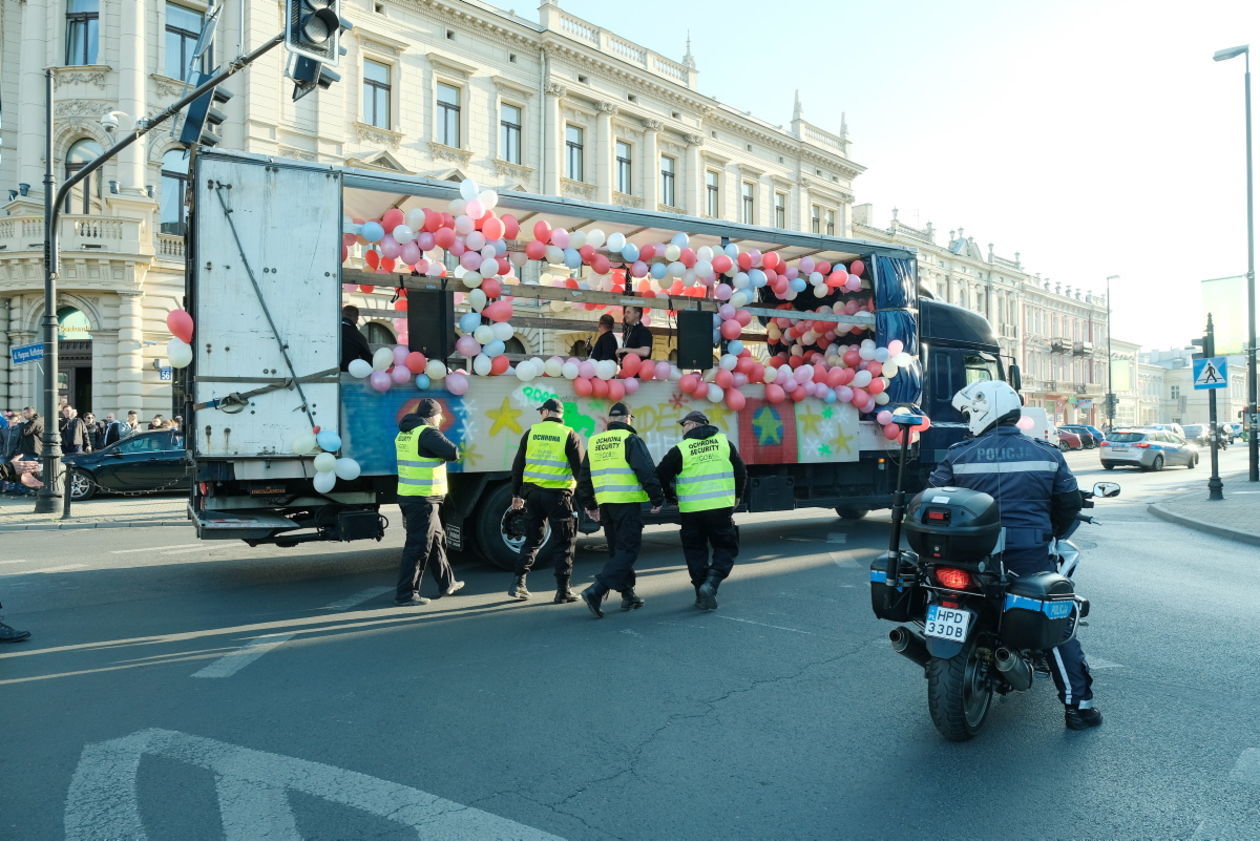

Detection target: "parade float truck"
[182, 150, 1017, 568]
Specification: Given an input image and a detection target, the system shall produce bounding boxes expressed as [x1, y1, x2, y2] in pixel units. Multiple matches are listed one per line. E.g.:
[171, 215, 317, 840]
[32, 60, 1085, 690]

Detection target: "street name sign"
[1192, 356, 1228, 390]
[10, 343, 44, 365]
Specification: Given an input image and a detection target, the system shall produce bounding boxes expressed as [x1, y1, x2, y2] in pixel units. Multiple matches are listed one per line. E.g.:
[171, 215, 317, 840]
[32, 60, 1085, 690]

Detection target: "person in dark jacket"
[656, 410, 748, 610]
[0, 458, 38, 642]
[340, 305, 373, 372]
[576, 403, 664, 617]
[59, 406, 91, 454]
[508, 398, 585, 603]
[929, 380, 1099, 731]
[393, 398, 463, 606]
[82, 412, 106, 451]
[101, 414, 127, 448]
[617, 306, 653, 360]
[17, 407, 43, 459]
[589, 314, 619, 362]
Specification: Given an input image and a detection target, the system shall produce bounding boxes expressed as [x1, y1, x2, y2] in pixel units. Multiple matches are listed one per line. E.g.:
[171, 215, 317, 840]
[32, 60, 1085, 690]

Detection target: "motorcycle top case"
[869, 551, 922, 621]
[1000, 571, 1077, 650]
[904, 487, 1001, 564]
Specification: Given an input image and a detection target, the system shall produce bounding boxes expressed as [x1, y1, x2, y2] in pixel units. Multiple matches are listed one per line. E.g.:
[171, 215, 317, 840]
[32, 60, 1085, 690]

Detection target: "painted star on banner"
[486, 396, 523, 438]
[752, 407, 783, 446]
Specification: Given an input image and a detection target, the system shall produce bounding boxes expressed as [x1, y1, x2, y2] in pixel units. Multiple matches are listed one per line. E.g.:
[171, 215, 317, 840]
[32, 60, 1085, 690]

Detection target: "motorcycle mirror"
[1091, 481, 1121, 498]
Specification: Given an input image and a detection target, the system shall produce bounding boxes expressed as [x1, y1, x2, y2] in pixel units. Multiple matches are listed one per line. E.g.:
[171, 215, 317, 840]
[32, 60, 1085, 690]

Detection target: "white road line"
[826, 532, 848, 544]
[0, 559, 29, 565]
[161, 545, 228, 556]
[191, 635, 296, 679]
[320, 587, 393, 611]
[0, 563, 86, 576]
[109, 544, 203, 554]
[714, 615, 814, 635]
[829, 550, 860, 569]
[1089, 657, 1124, 670]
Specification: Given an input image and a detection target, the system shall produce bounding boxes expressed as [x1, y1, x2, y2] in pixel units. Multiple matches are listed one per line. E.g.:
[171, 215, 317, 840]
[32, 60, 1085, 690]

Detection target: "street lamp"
[1213, 44, 1256, 482]
[1105, 274, 1118, 431]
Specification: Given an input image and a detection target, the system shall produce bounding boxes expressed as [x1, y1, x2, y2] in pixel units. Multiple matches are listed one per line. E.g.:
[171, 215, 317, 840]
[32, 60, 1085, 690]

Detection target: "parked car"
[1059, 423, 1103, 448]
[1180, 424, 1212, 447]
[61, 429, 190, 501]
[1055, 428, 1083, 451]
[1147, 422, 1186, 440]
[1099, 428, 1199, 471]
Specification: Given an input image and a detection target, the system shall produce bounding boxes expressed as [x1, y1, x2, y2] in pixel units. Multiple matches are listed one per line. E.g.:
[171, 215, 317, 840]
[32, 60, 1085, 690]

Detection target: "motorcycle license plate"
[924, 605, 972, 641]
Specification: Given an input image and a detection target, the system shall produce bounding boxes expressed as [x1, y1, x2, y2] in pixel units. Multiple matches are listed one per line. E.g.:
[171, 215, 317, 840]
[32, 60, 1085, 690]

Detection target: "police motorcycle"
[869, 410, 1120, 741]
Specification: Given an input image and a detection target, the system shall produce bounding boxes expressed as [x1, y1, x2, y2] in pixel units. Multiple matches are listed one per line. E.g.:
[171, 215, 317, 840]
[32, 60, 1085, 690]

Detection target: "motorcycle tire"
[926, 637, 993, 741]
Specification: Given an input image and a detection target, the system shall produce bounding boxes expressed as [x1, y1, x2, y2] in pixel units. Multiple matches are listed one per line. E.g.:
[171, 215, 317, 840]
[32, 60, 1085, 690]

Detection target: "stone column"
[542, 83, 565, 196]
[115, 289, 145, 412]
[594, 102, 615, 203]
[640, 120, 660, 210]
[116, 0, 147, 191]
[16, 0, 48, 193]
[683, 134, 703, 215]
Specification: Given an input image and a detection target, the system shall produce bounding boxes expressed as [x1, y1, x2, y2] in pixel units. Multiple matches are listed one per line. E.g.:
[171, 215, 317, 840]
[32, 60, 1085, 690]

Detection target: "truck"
[184, 149, 1017, 568]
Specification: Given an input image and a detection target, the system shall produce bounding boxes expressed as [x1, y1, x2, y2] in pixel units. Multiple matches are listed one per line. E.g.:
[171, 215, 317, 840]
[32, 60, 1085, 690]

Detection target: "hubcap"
[70, 472, 91, 499]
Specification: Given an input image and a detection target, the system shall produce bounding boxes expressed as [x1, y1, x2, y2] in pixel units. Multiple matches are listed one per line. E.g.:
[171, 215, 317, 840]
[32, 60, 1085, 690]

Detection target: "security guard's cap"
[608, 402, 631, 418]
[537, 398, 564, 413]
[679, 410, 709, 425]
[416, 398, 441, 418]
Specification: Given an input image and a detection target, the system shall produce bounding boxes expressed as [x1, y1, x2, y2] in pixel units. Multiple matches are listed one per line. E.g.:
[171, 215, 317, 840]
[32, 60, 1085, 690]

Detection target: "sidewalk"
[0, 492, 187, 530]
[1147, 469, 1260, 547]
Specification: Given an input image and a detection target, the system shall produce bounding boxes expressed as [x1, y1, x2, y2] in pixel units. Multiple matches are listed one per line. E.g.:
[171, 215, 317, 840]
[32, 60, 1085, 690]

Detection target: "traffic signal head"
[179, 71, 233, 149]
[285, 0, 349, 65]
[290, 54, 342, 102]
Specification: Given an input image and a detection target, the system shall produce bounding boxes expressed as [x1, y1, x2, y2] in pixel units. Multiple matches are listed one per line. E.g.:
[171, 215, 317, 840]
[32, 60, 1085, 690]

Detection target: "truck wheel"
[926, 637, 993, 742]
[834, 507, 870, 521]
[473, 481, 552, 571]
[68, 469, 97, 501]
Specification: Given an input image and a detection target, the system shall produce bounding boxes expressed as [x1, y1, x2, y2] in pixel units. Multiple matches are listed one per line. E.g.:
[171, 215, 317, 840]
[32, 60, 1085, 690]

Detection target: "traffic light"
[289, 53, 342, 102]
[284, 0, 348, 65]
[179, 71, 233, 148]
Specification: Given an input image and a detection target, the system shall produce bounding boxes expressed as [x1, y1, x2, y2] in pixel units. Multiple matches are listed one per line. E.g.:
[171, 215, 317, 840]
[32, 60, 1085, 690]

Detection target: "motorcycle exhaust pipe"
[889, 626, 931, 667]
[994, 647, 1034, 691]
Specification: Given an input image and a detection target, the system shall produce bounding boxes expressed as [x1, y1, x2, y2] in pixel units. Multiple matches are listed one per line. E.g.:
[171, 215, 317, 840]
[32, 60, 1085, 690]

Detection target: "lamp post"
[1213, 44, 1256, 482]
[1105, 274, 1118, 431]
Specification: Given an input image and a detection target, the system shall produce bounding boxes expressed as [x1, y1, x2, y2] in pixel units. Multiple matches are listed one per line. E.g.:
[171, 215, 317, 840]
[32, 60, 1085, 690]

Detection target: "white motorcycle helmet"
[952, 380, 1023, 437]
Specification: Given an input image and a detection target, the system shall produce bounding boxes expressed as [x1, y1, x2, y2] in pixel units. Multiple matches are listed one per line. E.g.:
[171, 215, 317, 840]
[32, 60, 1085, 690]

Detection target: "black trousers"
[514, 486, 576, 579]
[679, 507, 739, 585]
[396, 498, 455, 599]
[594, 502, 644, 593]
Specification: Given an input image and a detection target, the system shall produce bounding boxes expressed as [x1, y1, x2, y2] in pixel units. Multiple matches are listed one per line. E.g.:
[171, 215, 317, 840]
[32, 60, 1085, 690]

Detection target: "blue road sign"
[10, 343, 44, 365]
[1192, 356, 1228, 390]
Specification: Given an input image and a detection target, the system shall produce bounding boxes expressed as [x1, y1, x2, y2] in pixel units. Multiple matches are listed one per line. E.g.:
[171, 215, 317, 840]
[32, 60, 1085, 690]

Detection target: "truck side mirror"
[1008, 364, 1022, 393]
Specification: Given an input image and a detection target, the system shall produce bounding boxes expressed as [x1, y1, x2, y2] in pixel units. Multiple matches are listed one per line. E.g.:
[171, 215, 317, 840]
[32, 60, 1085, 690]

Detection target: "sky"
[552, 0, 1259, 351]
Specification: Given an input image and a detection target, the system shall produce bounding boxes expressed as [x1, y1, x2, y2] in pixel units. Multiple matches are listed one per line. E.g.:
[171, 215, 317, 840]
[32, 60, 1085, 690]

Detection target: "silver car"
[1099, 429, 1198, 471]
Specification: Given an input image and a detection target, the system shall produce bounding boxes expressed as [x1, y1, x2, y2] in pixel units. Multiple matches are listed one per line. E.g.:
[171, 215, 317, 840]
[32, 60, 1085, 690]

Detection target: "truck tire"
[473, 481, 553, 571]
[834, 507, 870, 521]
[926, 637, 993, 742]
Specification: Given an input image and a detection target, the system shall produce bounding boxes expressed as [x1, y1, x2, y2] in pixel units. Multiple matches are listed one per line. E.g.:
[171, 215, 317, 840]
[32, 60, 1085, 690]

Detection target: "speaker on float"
[676, 310, 715, 370]
[407, 288, 455, 359]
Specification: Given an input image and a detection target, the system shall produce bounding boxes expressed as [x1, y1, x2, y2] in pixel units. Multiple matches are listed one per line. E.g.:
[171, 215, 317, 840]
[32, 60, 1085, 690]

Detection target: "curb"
[1147, 502, 1260, 547]
[0, 519, 186, 531]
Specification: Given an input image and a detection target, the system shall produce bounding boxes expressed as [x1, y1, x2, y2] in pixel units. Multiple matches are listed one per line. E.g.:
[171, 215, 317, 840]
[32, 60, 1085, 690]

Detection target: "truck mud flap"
[925, 637, 965, 659]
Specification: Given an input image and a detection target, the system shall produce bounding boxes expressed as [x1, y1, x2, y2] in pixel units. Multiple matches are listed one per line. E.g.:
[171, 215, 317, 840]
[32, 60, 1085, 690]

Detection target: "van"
[1019, 407, 1055, 446]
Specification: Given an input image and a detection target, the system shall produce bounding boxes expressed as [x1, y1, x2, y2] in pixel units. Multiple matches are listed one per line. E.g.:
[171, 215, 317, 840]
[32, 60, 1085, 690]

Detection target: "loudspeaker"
[407, 288, 455, 359]
[676, 310, 714, 370]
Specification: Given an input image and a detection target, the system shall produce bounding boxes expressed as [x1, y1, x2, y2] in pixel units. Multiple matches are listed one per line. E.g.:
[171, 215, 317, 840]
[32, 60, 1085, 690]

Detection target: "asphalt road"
[2, 447, 1257, 840]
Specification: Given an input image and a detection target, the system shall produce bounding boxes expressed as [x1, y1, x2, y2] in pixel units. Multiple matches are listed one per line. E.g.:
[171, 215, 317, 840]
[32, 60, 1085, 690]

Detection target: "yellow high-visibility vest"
[676, 434, 735, 512]
[396, 425, 448, 497]
[588, 428, 649, 505]
[523, 422, 575, 489]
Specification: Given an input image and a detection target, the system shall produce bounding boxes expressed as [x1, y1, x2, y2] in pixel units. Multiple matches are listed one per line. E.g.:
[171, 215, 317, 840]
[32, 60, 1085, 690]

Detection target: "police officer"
[394, 398, 464, 606]
[576, 402, 664, 618]
[508, 398, 585, 603]
[656, 410, 747, 610]
[929, 381, 1100, 730]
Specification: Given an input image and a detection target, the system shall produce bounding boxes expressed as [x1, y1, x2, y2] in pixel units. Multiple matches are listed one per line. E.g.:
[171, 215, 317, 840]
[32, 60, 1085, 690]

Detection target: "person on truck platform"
[508, 398, 585, 604]
[340, 305, 373, 372]
[590, 313, 619, 362]
[576, 402, 664, 618]
[393, 398, 464, 606]
[617, 306, 653, 361]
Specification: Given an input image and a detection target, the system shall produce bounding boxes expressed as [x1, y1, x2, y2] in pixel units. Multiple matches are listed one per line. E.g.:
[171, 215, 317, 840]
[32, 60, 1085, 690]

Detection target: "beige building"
[1144, 348, 1250, 427]
[0, 0, 860, 415]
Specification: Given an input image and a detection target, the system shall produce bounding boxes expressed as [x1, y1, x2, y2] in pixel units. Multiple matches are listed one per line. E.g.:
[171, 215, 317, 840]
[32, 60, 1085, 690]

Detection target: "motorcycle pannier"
[1000, 571, 1077, 650]
[869, 551, 922, 621]
[904, 487, 1001, 563]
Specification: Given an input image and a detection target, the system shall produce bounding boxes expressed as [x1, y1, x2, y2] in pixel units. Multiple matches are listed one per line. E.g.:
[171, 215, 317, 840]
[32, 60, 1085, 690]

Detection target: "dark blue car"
[1060, 423, 1106, 448]
[62, 429, 190, 500]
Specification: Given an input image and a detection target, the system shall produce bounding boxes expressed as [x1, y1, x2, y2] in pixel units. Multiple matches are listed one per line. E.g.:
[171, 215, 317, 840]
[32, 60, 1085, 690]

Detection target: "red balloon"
[737, 252, 753, 271]
[620, 353, 642, 377]
[379, 257, 396, 273]
[501, 214, 521, 240]
[166, 310, 195, 343]
[762, 251, 780, 271]
[639, 243, 657, 262]
[358, 284, 375, 293]
[422, 208, 441, 233]
[883, 422, 903, 441]
[434, 227, 457, 249]
[679, 248, 697, 268]
[764, 383, 785, 404]
[638, 363, 655, 381]
[607, 379, 625, 401]
[720, 319, 742, 341]
[725, 388, 746, 411]
[866, 360, 884, 375]
[790, 386, 807, 402]
[843, 348, 861, 368]
[850, 259, 865, 276]
[592, 377, 609, 398]
[735, 309, 753, 327]
[574, 377, 593, 397]
[382, 208, 404, 231]
[364, 250, 380, 270]
[341, 244, 349, 263]
[482, 217, 505, 241]
[692, 378, 710, 399]
[533, 220, 551, 241]
[679, 373, 699, 394]
[405, 352, 428, 373]
[712, 255, 733, 274]
[525, 240, 547, 260]
[747, 364, 765, 384]
[715, 369, 733, 389]
[592, 254, 611, 275]
[491, 355, 510, 375]
[481, 278, 503, 299]
[579, 245, 597, 264]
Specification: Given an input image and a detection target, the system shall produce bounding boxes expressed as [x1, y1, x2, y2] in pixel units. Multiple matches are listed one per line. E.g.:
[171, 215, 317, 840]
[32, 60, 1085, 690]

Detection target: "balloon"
[607, 379, 625, 401]
[404, 352, 427, 374]
[313, 452, 337, 472]
[883, 423, 903, 442]
[313, 471, 337, 494]
[1017, 415, 1036, 431]
[167, 310, 194, 343]
[369, 370, 392, 392]
[764, 383, 785, 404]
[371, 347, 393, 371]
[167, 338, 193, 369]
[425, 360, 447, 380]
[360, 221, 384, 242]
[347, 358, 373, 379]
[473, 354, 492, 376]
[578, 361, 596, 379]
[414, 373, 432, 390]
[316, 429, 342, 452]
[725, 388, 746, 411]
[389, 365, 410, 384]
[491, 355, 510, 375]
[491, 321, 514, 341]
[620, 353, 642, 377]
[561, 361, 579, 380]
[445, 372, 470, 395]
[654, 361, 671, 381]
[333, 458, 361, 482]
[622, 377, 640, 395]
[468, 289, 488, 311]
[574, 377, 593, 397]
[456, 335, 481, 357]
[291, 432, 317, 455]
[638, 362, 655, 382]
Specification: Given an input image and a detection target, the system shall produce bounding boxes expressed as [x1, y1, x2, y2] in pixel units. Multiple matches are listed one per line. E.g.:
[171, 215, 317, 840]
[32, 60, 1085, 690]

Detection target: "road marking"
[0, 563, 86, 576]
[826, 532, 848, 544]
[109, 543, 203, 554]
[0, 559, 29, 565]
[191, 635, 296, 679]
[1190, 749, 1260, 840]
[161, 545, 228, 556]
[714, 615, 814, 635]
[320, 587, 393, 612]
[1231, 749, 1260, 784]
[829, 551, 860, 569]
[65, 728, 567, 840]
[1089, 657, 1124, 670]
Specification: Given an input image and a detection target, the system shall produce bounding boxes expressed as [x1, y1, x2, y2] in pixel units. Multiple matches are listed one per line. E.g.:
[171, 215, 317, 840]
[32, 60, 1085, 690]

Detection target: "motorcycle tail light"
[934, 567, 972, 590]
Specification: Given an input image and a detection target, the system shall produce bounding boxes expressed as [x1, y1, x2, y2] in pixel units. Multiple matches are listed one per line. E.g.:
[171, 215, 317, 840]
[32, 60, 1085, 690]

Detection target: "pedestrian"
[101, 413, 126, 448]
[17, 407, 43, 460]
[82, 412, 106, 451]
[656, 410, 747, 610]
[0, 458, 38, 642]
[124, 411, 140, 436]
[931, 380, 1100, 730]
[60, 406, 91, 454]
[576, 402, 664, 618]
[340, 304, 373, 371]
[507, 397, 584, 603]
[169, 415, 183, 433]
[616, 305, 653, 361]
[393, 398, 464, 606]
[589, 313, 619, 362]
[148, 414, 166, 430]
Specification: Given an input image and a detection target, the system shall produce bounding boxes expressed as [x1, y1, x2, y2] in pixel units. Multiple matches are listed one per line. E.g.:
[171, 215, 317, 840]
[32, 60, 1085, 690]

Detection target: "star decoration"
[752, 407, 783, 446]
[455, 441, 481, 468]
[832, 427, 857, 457]
[821, 407, 834, 420]
[800, 411, 822, 438]
[486, 396, 522, 438]
[818, 443, 832, 456]
[668, 391, 687, 410]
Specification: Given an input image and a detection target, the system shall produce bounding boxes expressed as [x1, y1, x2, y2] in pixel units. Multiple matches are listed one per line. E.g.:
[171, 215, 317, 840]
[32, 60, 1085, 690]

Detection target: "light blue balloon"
[494, 239, 508, 255]
[650, 262, 668, 280]
[711, 329, 720, 343]
[724, 243, 740, 259]
[621, 242, 640, 262]
[790, 277, 807, 293]
[824, 389, 837, 403]
[484, 339, 506, 357]
[414, 374, 431, 390]
[563, 248, 582, 269]
[671, 232, 690, 248]
[316, 430, 342, 453]
[749, 269, 767, 287]
[728, 340, 744, 355]
[459, 312, 481, 333]
[711, 314, 722, 328]
[360, 221, 384, 243]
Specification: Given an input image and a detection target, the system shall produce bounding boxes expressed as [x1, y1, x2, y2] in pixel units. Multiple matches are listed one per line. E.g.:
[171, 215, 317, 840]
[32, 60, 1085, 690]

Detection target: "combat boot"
[697, 571, 722, 611]
[553, 575, 579, 603]
[581, 583, 609, 618]
[508, 574, 530, 600]
[620, 588, 645, 610]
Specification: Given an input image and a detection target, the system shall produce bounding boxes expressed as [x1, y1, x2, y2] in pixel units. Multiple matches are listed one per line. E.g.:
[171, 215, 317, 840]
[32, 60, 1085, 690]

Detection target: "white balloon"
[719, 354, 738, 371]
[697, 246, 714, 261]
[606, 232, 626, 252]
[461, 272, 483, 289]
[586, 228, 606, 248]
[473, 325, 494, 344]
[544, 357, 564, 378]
[291, 432, 317, 454]
[448, 198, 466, 215]
[479, 259, 499, 278]
[473, 354, 492, 376]
[347, 358, 373, 379]
[492, 321, 514, 341]
[882, 361, 899, 378]
[468, 289, 487, 311]
[665, 244, 681, 261]
[425, 359, 447, 380]
[313, 452, 336, 472]
[730, 291, 750, 308]
[874, 392, 891, 405]
[706, 383, 724, 403]
[545, 245, 565, 264]
[895, 352, 914, 367]
[669, 365, 682, 382]
[516, 363, 535, 382]
[459, 179, 480, 200]
[852, 370, 873, 388]
[334, 458, 361, 481]
[313, 471, 337, 494]
[477, 189, 498, 210]
[406, 208, 425, 229]
[167, 338, 193, 369]
[568, 231, 587, 249]
[595, 359, 616, 380]
[372, 347, 394, 371]
[561, 361, 579, 380]
[392, 225, 415, 244]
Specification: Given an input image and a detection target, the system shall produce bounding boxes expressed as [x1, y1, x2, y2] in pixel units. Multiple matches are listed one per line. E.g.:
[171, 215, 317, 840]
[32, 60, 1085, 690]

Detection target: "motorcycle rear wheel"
[926, 638, 993, 741]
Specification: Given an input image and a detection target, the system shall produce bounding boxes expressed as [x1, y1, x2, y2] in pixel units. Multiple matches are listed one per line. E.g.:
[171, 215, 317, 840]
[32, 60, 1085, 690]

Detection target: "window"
[437, 83, 461, 146]
[165, 3, 209, 82]
[1170, 385, 1181, 400]
[159, 149, 189, 235]
[661, 155, 677, 207]
[615, 141, 632, 194]
[363, 59, 391, 129]
[64, 138, 103, 214]
[824, 208, 836, 236]
[65, 0, 100, 66]
[810, 204, 821, 234]
[774, 191, 786, 228]
[500, 103, 522, 164]
[565, 125, 585, 181]
[741, 182, 755, 224]
[705, 170, 719, 216]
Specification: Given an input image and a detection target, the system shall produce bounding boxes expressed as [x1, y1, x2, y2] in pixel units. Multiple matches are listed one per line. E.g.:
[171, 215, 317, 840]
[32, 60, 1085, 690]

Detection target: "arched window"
[57, 307, 92, 340]
[64, 138, 104, 215]
[363, 322, 395, 346]
[504, 337, 526, 355]
[160, 149, 189, 235]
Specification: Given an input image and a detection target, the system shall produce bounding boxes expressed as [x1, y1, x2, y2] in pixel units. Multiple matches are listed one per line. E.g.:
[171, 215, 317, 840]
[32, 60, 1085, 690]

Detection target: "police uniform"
[576, 403, 665, 617]
[656, 411, 748, 610]
[929, 424, 1094, 711]
[394, 399, 462, 606]
[509, 398, 585, 602]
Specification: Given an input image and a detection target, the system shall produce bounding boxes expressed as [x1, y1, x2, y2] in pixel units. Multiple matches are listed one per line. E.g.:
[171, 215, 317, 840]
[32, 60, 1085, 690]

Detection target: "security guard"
[394, 398, 464, 606]
[576, 402, 664, 618]
[656, 410, 747, 610]
[508, 397, 585, 603]
[930, 380, 1099, 730]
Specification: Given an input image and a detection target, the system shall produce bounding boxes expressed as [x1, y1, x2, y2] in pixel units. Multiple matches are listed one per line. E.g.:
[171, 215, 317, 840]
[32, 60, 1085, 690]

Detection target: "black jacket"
[340, 319, 373, 371]
[576, 421, 665, 509]
[590, 331, 618, 362]
[511, 417, 585, 496]
[397, 413, 458, 501]
[19, 415, 43, 456]
[622, 322, 653, 357]
[655, 424, 748, 506]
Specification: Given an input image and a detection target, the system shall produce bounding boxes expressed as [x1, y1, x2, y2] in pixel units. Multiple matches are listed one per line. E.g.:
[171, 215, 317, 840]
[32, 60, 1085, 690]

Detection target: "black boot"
[581, 583, 609, 618]
[693, 585, 703, 609]
[620, 588, 645, 610]
[508, 574, 530, 600]
[553, 575, 579, 604]
[697, 571, 722, 611]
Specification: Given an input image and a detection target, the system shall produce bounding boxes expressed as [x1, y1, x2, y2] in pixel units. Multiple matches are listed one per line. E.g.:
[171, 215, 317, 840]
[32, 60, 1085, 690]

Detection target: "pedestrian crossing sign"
[1192, 356, 1228, 390]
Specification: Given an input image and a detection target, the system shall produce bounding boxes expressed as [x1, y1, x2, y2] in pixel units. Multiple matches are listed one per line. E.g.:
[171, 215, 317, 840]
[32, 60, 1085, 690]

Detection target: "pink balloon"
[445, 372, 469, 396]
[725, 388, 746, 411]
[167, 310, 195, 343]
[369, 371, 391, 392]
[456, 336, 481, 357]
[720, 319, 742, 341]
[391, 365, 412, 385]
[654, 361, 671, 380]
[1017, 416, 1035, 431]
[876, 410, 894, 425]
[578, 361, 596, 379]
[622, 377, 640, 394]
